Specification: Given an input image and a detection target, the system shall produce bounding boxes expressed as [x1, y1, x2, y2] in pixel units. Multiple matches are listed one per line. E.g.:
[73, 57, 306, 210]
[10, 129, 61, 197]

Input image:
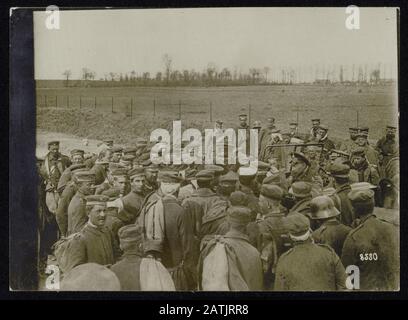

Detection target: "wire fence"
[36, 94, 397, 140]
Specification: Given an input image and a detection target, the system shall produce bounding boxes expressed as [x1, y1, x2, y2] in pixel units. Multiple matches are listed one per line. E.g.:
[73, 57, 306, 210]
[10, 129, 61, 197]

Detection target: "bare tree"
[62, 70, 71, 87]
[263, 67, 270, 83]
[109, 72, 116, 81]
[162, 54, 173, 85]
[206, 63, 218, 85]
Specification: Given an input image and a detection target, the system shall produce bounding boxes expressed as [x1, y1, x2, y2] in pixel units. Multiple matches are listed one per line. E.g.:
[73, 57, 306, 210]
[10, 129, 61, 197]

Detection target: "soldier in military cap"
[341, 189, 399, 290]
[310, 196, 351, 257]
[64, 195, 119, 272]
[138, 171, 194, 290]
[112, 167, 147, 225]
[288, 181, 313, 217]
[67, 171, 96, 235]
[289, 152, 322, 195]
[98, 168, 130, 198]
[56, 164, 88, 236]
[90, 153, 110, 185]
[274, 212, 346, 291]
[199, 206, 263, 290]
[328, 149, 351, 166]
[123, 146, 137, 160]
[353, 128, 380, 167]
[252, 161, 271, 196]
[313, 124, 336, 158]
[40, 141, 72, 214]
[329, 160, 355, 227]
[238, 166, 261, 220]
[308, 118, 321, 140]
[217, 171, 239, 200]
[57, 158, 87, 194]
[376, 125, 399, 173]
[349, 147, 380, 187]
[204, 164, 225, 191]
[110, 146, 123, 163]
[246, 184, 290, 289]
[340, 127, 359, 154]
[238, 114, 249, 129]
[143, 162, 159, 193]
[178, 168, 199, 202]
[119, 155, 134, 171]
[110, 224, 144, 290]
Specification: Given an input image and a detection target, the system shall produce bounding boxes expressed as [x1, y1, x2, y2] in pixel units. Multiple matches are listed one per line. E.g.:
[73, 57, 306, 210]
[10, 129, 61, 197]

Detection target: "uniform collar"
[193, 188, 216, 197]
[225, 230, 250, 242]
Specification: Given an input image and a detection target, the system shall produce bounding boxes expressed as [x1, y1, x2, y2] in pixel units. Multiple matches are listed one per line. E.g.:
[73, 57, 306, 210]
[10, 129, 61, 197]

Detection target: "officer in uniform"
[354, 128, 379, 167]
[310, 196, 352, 257]
[349, 147, 380, 186]
[376, 125, 399, 174]
[341, 189, 399, 290]
[274, 212, 347, 291]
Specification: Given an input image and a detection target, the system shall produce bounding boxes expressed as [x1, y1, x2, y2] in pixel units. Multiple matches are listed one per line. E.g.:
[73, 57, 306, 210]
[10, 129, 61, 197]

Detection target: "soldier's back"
[110, 254, 142, 291]
[274, 241, 346, 291]
[312, 220, 352, 257]
[341, 215, 399, 290]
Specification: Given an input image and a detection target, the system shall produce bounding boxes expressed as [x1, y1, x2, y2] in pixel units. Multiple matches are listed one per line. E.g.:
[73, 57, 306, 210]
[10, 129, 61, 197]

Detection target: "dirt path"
[36, 130, 103, 158]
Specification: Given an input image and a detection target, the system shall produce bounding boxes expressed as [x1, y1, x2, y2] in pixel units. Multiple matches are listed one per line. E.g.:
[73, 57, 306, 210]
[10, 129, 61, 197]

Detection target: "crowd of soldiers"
[36, 114, 399, 291]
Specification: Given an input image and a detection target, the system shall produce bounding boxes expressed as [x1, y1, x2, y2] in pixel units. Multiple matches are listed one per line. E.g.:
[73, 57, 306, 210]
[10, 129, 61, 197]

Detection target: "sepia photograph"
[16, 6, 400, 292]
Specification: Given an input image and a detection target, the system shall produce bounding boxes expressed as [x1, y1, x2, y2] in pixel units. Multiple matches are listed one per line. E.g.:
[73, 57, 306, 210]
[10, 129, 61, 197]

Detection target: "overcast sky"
[33, 7, 398, 80]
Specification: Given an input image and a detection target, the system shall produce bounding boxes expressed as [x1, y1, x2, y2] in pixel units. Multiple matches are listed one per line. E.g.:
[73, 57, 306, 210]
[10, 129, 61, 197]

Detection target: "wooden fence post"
[79, 96, 82, 109]
[179, 100, 182, 120]
[56, 95, 58, 108]
[248, 104, 252, 125]
[209, 102, 212, 122]
[130, 97, 133, 119]
[67, 96, 69, 108]
[153, 99, 156, 117]
[94, 96, 97, 109]
[111, 96, 114, 113]
[45, 95, 47, 108]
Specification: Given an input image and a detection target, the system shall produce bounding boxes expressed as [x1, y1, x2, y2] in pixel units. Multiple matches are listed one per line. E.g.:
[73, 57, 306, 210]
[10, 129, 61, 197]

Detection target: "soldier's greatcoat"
[274, 239, 347, 291]
[288, 197, 312, 217]
[341, 214, 399, 291]
[110, 251, 143, 291]
[67, 192, 87, 235]
[56, 182, 77, 236]
[335, 184, 355, 227]
[65, 223, 117, 272]
[312, 219, 352, 257]
[198, 230, 263, 291]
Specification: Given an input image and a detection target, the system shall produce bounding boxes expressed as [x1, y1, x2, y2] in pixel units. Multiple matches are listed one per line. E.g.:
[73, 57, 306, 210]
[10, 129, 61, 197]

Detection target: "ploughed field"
[36, 84, 398, 146]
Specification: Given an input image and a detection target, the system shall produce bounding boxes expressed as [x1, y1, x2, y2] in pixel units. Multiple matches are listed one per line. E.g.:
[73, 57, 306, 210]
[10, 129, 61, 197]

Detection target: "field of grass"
[36, 83, 398, 143]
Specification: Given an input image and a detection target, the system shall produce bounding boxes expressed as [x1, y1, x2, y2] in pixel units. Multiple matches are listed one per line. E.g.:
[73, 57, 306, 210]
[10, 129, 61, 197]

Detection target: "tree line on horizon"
[61, 54, 395, 87]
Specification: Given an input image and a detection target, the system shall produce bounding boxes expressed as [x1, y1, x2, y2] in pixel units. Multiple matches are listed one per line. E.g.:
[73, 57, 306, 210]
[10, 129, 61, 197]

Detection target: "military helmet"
[309, 195, 340, 220]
